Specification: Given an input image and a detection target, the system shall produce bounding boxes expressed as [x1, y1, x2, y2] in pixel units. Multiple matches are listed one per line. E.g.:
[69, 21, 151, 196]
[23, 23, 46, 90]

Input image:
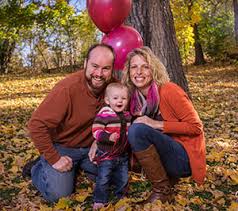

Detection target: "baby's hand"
[109, 132, 119, 142]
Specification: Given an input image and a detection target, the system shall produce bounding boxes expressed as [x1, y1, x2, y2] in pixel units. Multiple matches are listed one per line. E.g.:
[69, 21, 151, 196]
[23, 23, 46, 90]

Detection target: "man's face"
[84, 46, 114, 95]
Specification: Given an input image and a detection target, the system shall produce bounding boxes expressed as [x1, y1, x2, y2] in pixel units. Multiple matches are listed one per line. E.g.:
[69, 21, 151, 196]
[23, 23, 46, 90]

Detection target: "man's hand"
[88, 141, 97, 163]
[109, 132, 119, 142]
[52, 156, 73, 172]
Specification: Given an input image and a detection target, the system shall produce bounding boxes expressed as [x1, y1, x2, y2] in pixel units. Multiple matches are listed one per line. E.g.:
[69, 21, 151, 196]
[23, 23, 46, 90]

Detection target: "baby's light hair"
[105, 82, 129, 97]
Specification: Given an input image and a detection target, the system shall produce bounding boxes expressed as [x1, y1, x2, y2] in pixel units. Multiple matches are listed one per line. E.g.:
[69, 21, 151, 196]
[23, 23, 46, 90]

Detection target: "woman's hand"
[134, 115, 164, 130]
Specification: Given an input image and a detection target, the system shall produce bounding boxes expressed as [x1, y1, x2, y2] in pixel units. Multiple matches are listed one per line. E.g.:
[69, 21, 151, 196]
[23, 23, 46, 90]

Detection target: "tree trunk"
[193, 24, 206, 65]
[35, 44, 49, 70]
[234, 0, 238, 45]
[126, 0, 190, 94]
[0, 40, 15, 74]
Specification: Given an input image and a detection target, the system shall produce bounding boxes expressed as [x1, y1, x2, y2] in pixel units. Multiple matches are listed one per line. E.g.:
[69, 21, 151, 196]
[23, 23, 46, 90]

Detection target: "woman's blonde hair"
[122, 46, 170, 89]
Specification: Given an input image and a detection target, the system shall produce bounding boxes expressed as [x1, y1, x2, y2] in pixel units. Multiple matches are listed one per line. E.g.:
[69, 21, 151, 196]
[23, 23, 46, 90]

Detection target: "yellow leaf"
[226, 155, 238, 164]
[87, 187, 92, 193]
[100, 203, 113, 211]
[212, 190, 224, 199]
[224, 169, 238, 185]
[153, 199, 164, 209]
[114, 198, 131, 210]
[232, 126, 238, 132]
[179, 177, 191, 183]
[175, 194, 189, 206]
[230, 173, 238, 185]
[206, 150, 224, 162]
[190, 196, 203, 205]
[17, 181, 29, 188]
[214, 166, 226, 176]
[74, 187, 92, 202]
[228, 202, 238, 211]
[40, 204, 53, 211]
[54, 198, 71, 210]
[74, 192, 89, 203]
[15, 156, 25, 168]
[0, 162, 4, 174]
[216, 198, 225, 206]
[74, 206, 82, 211]
[12, 138, 25, 144]
[10, 165, 19, 174]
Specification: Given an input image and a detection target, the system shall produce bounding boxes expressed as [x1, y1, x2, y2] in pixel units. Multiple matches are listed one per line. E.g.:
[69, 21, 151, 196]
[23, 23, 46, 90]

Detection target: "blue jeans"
[128, 123, 191, 178]
[31, 144, 97, 203]
[94, 152, 128, 203]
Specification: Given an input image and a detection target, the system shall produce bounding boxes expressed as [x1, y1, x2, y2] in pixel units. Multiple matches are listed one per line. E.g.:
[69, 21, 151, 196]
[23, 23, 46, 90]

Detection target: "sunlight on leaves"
[228, 202, 238, 211]
[114, 198, 132, 211]
[0, 162, 5, 174]
[175, 194, 189, 206]
[40, 204, 53, 211]
[1, 64, 237, 210]
[54, 197, 72, 210]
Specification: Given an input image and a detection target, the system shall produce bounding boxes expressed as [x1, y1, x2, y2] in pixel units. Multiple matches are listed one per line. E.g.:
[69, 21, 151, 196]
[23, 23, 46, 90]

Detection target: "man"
[24, 44, 115, 203]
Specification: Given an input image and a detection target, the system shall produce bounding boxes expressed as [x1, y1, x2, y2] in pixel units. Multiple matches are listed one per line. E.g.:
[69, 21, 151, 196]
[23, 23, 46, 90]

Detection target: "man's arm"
[28, 85, 70, 166]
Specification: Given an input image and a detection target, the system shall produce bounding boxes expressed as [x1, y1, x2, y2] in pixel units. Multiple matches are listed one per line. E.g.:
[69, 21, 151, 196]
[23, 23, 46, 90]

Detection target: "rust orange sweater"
[159, 82, 206, 185]
[28, 71, 106, 165]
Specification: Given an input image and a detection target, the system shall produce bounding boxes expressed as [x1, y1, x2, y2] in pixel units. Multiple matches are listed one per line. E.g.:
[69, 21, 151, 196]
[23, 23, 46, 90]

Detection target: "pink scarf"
[130, 81, 160, 118]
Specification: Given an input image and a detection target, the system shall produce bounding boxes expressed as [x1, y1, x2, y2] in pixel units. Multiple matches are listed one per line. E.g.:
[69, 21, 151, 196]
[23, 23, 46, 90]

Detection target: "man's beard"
[85, 74, 109, 95]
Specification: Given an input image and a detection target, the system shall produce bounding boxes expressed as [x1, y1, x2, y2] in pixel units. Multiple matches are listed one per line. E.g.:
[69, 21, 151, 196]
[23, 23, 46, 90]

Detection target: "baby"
[92, 82, 131, 210]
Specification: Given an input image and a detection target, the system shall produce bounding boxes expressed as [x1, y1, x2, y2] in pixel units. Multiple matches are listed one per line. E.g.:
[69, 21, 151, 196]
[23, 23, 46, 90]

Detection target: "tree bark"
[193, 24, 206, 65]
[234, 0, 238, 45]
[35, 44, 49, 70]
[126, 0, 190, 94]
[0, 40, 15, 74]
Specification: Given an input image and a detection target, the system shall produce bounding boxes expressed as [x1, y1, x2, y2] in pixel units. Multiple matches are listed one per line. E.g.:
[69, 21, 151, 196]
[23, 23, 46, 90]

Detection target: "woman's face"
[129, 55, 153, 95]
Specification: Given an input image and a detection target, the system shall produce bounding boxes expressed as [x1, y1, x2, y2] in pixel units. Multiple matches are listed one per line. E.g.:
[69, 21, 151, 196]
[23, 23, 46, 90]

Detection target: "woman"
[122, 47, 206, 204]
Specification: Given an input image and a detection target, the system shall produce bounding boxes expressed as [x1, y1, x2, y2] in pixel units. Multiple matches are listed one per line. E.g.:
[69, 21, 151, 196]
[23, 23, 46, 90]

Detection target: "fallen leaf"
[0, 162, 5, 174]
[228, 202, 238, 211]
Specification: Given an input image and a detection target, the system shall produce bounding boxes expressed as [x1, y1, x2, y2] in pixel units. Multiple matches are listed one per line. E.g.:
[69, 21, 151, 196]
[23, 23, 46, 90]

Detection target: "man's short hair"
[85, 43, 115, 66]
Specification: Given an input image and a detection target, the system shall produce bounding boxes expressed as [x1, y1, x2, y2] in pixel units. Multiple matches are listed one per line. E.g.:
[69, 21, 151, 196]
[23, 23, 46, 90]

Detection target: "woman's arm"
[133, 83, 203, 136]
[133, 116, 164, 130]
[161, 83, 203, 135]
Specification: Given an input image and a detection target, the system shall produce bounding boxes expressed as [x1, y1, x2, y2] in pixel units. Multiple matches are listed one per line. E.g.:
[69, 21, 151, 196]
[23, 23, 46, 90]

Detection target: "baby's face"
[105, 87, 129, 112]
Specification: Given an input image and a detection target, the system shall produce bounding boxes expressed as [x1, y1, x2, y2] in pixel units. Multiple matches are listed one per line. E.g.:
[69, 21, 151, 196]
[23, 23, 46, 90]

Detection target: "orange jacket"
[159, 82, 206, 184]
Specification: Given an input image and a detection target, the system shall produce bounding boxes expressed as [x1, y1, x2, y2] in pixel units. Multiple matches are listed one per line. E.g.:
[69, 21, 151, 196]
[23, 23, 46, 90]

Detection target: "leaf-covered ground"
[0, 63, 238, 210]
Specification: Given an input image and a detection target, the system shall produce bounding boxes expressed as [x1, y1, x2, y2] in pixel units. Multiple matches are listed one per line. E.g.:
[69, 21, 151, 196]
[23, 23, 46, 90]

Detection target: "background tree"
[0, 0, 37, 73]
[199, 1, 234, 60]
[172, 0, 235, 62]
[1, 0, 236, 75]
[233, 0, 238, 45]
[0, 0, 97, 74]
[126, 0, 190, 94]
[171, 0, 206, 65]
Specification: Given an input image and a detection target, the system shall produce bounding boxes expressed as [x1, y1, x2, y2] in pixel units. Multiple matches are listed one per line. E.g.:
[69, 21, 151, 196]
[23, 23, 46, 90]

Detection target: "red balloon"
[87, 0, 132, 33]
[102, 25, 143, 70]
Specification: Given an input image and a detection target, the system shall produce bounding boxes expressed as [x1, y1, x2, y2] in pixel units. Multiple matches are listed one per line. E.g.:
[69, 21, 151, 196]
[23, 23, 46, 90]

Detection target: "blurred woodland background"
[0, 0, 237, 75]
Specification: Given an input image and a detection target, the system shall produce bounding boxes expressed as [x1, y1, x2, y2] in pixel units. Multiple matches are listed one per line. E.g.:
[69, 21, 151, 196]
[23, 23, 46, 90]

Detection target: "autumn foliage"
[0, 63, 237, 210]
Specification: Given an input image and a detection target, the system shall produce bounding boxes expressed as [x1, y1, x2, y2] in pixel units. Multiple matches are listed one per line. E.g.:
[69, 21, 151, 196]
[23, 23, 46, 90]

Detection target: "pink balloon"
[102, 25, 143, 70]
[87, 0, 132, 33]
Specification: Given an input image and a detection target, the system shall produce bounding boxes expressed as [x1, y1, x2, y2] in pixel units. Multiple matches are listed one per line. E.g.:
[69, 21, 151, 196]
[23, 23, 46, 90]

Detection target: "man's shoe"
[22, 156, 41, 179]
